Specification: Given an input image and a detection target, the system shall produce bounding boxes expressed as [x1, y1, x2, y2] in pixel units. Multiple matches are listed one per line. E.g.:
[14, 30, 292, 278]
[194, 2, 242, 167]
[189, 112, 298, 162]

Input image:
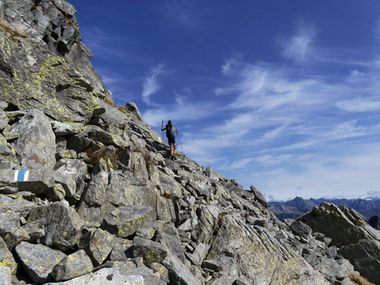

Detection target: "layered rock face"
[0, 0, 372, 284]
[300, 203, 380, 284]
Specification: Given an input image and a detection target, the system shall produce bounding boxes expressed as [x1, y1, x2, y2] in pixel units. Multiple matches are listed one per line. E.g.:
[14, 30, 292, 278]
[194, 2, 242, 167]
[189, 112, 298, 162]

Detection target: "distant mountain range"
[269, 197, 380, 220]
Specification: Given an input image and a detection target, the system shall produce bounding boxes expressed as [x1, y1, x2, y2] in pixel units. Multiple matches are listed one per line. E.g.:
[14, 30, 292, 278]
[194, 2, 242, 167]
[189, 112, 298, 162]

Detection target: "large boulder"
[52, 250, 93, 281]
[15, 241, 66, 283]
[13, 109, 56, 169]
[79, 228, 114, 266]
[101, 205, 153, 238]
[27, 201, 84, 251]
[0, 211, 29, 249]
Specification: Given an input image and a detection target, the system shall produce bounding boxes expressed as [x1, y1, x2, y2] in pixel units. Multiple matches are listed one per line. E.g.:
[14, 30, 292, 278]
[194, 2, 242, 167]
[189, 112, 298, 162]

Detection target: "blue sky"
[69, 0, 380, 200]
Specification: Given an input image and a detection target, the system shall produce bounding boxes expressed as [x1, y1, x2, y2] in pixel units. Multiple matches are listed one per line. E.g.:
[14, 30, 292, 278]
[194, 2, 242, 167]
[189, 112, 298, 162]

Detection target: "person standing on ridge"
[161, 120, 177, 160]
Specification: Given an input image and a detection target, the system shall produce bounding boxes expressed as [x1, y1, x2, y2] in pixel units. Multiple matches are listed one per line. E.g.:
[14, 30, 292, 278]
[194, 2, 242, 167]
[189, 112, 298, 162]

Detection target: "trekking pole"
[175, 130, 185, 154]
[161, 121, 165, 142]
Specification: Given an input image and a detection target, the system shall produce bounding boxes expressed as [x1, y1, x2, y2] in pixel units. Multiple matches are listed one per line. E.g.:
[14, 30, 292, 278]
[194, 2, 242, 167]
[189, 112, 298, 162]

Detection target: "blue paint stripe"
[17, 169, 26, 182]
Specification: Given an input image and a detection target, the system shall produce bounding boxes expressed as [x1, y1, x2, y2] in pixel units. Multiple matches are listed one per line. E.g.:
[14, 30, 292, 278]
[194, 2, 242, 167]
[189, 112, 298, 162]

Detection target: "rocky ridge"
[300, 203, 380, 284]
[0, 0, 374, 284]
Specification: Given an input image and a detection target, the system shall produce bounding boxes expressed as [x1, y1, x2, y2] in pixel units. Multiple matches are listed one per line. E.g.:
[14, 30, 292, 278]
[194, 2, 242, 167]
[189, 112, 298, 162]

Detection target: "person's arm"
[161, 126, 166, 131]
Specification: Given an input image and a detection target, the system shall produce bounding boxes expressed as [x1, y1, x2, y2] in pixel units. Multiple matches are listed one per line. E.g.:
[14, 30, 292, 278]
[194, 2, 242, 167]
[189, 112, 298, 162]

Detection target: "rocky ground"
[0, 0, 378, 284]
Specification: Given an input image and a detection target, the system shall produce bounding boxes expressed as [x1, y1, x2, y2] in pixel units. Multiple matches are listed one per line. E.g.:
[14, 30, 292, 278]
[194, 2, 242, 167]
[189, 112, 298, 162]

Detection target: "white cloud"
[336, 98, 380, 112]
[243, 143, 380, 200]
[280, 22, 316, 63]
[142, 94, 217, 127]
[142, 64, 165, 105]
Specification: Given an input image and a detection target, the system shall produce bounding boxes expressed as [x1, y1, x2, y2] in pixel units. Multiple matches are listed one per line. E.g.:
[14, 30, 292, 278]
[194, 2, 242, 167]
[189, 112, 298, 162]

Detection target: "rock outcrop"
[300, 202, 380, 284]
[0, 0, 372, 284]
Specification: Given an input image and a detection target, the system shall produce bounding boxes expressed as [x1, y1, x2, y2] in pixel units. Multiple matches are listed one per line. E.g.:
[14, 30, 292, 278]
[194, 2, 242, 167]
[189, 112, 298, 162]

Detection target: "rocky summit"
[0, 0, 377, 284]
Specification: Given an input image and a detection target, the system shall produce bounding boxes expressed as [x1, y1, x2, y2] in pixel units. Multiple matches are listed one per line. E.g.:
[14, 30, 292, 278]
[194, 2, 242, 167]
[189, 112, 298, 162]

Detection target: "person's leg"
[173, 143, 176, 155]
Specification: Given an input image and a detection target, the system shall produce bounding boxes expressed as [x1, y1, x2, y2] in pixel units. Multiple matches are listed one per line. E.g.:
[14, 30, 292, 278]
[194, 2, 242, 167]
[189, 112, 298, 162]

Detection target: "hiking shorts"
[168, 135, 176, 146]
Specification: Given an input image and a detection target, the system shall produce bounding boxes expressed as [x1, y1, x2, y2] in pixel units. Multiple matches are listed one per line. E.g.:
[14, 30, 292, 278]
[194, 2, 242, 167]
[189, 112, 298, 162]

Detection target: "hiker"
[161, 120, 177, 159]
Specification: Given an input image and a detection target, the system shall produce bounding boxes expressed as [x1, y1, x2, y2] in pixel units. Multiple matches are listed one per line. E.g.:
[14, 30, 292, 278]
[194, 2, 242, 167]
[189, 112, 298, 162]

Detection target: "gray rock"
[52, 250, 93, 281]
[301, 202, 380, 283]
[249, 185, 267, 208]
[124, 102, 143, 122]
[159, 172, 182, 199]
[27, 202, 84, 251]
[186, 243, 210, 266]
[80, 228, 114, 266]
[0, 194, 36, 214]
[0, 211, 29, 249]
[0, 236, 17, 274]
[55, 159, 87, 197]
[15, 242, 66, 283]
[45, 268, 144, 285]
[164, 254, 201, 285]
[157, 223, 186, 263]
[0, 169, 55, 194]
[14, 109, 56, 170]
[290, 220, 312, 239]
[133, 236, 168, 266]
[0, 267, 11, 285]
[202, 260, 223, 272]
[102, 205, 153, 238]
[110, 237, 133, 261]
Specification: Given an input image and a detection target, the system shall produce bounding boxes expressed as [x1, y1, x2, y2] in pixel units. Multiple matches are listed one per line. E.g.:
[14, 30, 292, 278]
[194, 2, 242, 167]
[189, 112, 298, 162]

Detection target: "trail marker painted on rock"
[13, 169, 30, 183]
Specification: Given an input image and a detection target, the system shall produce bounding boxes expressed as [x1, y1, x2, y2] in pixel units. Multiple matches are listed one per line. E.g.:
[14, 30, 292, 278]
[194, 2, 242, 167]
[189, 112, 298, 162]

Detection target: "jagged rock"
[102, 205, 153, 238]
[290, 220, 312, 239]
[150, 263, 170, 283]
[207, 214, 329, 284]
[0, 267, 11, 285]
[0, 236, 17, 274]
[133, 236, 168, 266]
[51, 121, 83, 136]
[0, 211, 29, 248]
[55, 159, 87, 197]
[249, 185, 267, 208]
[157, 223, 186, 263]
[110, 237, 133, 261]
[52, 250, 93, 281]
[159, 172, 182, 199]
[164, 254, 201, 285]
[300, 202, 380, 284]
[80, 228, 114, 266]
[202, 260, 223, 272]
[186, 243, 210, 266]
[81, 170, 108, 207]
[15, 242, 66, 283]
[194, 205, 219, 244]
[27, 201, 84, 251]
[45, 268, 144, 285]
[12, 109, 56, 169]
[124, 102, 143, 122]
[0, 194, 36, 213]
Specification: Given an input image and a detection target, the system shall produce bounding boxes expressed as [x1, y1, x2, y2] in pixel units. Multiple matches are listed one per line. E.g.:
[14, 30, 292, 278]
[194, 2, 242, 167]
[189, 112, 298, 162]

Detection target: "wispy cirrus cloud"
[142, 64, 165, 105]
[336, 98, 380, 112]
[142, 92, 218, 127]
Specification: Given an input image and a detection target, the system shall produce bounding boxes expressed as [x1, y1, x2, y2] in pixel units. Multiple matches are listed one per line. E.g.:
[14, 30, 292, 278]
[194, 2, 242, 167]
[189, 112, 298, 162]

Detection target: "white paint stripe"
[14, 170, 19, 183]
[23, 170, 29, 182]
